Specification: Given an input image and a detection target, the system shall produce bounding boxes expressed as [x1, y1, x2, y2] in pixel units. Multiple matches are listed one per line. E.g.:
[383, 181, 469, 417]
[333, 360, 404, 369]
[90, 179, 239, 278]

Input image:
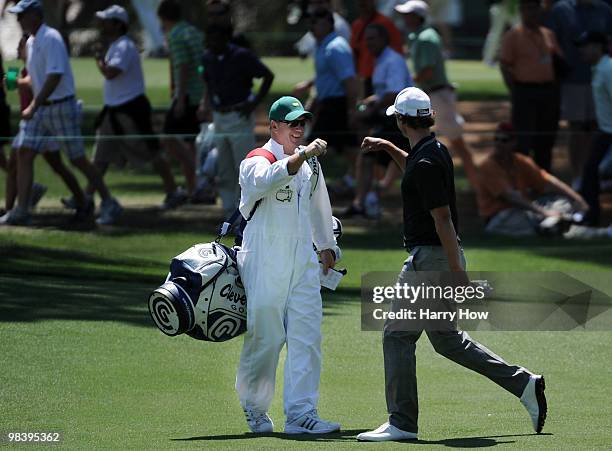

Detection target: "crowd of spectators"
[0, 0, 611, 238]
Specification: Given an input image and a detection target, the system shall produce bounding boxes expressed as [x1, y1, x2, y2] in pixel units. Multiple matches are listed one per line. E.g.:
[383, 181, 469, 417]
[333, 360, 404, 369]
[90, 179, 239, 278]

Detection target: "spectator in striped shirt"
[157, 0, 205, 201]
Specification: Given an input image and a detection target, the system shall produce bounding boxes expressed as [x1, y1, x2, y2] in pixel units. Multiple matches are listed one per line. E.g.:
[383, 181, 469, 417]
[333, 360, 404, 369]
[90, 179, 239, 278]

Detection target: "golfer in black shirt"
[357, 87, 547, 442]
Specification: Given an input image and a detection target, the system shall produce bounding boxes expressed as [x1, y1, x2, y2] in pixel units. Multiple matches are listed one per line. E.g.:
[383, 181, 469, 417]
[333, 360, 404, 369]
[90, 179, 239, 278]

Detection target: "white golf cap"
[96, 5, 129, 25]
[395, 0, 429, 17]
[386, 87, 432, 117]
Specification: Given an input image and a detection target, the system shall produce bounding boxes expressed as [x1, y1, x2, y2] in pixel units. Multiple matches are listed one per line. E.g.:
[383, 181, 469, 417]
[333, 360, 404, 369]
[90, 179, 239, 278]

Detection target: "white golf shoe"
[357, 422, 418, 442]
[244, 409, 273, 433]
[285, 409, 340, 434]
[520, 374, 547, 433]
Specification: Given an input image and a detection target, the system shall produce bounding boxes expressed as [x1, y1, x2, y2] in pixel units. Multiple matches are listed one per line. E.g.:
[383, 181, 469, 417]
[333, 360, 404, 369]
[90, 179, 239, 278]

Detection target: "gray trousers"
[383, 245, 533, 433]
[212, 111, 256, 219]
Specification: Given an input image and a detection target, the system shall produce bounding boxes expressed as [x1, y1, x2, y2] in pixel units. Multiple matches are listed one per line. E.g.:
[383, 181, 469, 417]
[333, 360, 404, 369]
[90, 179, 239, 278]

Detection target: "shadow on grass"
[26, 206, 223, 235]
[172, 429, 367, 443]
[414, 432, 552, 447]
[0, 243, 163, 327]
[172, 430, 550, 446]
[0, 274, 154, 327]
[0, 242, 165, 283]
[0, 242, 359, 325]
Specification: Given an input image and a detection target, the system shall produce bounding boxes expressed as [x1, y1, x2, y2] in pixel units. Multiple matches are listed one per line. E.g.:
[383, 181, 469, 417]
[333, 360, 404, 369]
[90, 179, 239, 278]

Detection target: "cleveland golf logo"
[220, 283, 246, 307]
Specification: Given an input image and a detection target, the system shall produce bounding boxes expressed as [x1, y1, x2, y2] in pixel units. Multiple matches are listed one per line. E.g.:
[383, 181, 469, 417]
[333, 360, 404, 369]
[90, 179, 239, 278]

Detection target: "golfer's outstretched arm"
[362, 137, 408, 173]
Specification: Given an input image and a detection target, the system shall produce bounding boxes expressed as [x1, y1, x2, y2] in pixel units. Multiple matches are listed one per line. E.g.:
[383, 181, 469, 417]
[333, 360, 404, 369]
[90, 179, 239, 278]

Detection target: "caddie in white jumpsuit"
[236, 96, 341, 434]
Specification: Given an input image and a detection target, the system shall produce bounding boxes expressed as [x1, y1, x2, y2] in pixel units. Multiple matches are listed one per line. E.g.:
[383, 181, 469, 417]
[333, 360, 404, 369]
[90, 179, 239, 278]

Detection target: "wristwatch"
[298, 148, 307, 159]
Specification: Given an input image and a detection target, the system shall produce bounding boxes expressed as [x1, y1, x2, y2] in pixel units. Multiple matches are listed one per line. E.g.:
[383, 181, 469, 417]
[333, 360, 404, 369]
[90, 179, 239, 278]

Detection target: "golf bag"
[148, 242, 247, 342]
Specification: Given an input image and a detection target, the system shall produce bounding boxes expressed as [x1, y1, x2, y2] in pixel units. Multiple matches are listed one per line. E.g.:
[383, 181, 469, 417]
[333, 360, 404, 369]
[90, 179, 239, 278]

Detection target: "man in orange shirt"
[351, 0, 403, 95]
[500, 0, 563, 172]
[476, 123, 608, 238]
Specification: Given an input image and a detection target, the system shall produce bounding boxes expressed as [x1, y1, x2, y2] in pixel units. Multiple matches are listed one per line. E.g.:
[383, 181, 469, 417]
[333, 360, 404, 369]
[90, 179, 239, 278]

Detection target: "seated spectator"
[342, 23, 413, 218]
[476, 123, 611, 239]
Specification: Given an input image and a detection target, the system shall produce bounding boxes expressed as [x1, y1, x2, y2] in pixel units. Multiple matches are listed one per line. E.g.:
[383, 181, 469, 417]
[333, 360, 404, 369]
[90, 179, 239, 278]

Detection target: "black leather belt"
[42, 95, 75, 106]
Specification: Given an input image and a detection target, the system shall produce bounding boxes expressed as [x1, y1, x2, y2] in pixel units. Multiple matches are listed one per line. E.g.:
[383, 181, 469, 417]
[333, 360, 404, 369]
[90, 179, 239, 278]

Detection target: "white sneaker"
[285, 409, 340, 434]
[520, 374, 547, 433]
[96, 198, 123, 225]
[0, 208, 31, 226]
[357, 422, 418, 442]
[244, 409, 273, 433]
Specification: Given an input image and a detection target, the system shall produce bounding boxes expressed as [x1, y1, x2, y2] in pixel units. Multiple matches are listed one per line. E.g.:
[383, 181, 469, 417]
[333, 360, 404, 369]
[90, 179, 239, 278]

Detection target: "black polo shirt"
[401, 133, 459, 249]
[202, 44, 271, 109]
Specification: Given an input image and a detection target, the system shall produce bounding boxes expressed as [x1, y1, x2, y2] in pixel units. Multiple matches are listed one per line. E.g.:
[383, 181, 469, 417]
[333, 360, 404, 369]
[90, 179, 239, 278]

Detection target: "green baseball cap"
[269, 96, 312, 122]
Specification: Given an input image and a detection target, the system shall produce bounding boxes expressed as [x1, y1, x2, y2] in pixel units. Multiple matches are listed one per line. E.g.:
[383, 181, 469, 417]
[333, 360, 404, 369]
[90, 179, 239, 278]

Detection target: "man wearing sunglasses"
[236, 96, 340, 435]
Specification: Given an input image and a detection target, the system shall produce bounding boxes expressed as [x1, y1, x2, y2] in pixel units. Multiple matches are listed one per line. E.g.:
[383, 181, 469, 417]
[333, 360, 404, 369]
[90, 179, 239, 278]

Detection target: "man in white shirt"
[236, 96, 340, 435]
[576, 31, 612, 226]
[86, 5, 187, 211]
[1, 0, 121, 226]
[342, 23, 413, 218]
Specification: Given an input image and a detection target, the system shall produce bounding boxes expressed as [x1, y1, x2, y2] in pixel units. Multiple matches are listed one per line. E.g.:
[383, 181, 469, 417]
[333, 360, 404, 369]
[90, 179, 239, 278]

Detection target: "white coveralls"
[235, 138, 335, 422]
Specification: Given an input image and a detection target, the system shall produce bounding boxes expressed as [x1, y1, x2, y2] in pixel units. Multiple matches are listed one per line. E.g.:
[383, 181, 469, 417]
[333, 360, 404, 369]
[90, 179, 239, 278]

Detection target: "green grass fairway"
[0, 55, 609, 448]
[1, 196, 612, 449]
[2, 58, 507, 111]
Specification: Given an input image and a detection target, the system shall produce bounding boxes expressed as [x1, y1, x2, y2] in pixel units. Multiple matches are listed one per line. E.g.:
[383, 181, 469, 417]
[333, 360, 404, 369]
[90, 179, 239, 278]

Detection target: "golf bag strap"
[243, 147, 278, 222]
[216, 148, 277, 241]
[246, 148, 277, 165]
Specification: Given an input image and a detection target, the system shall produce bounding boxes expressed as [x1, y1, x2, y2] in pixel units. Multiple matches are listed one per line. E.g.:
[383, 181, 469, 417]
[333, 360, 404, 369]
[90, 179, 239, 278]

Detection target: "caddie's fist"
[304, 138, 327, 158]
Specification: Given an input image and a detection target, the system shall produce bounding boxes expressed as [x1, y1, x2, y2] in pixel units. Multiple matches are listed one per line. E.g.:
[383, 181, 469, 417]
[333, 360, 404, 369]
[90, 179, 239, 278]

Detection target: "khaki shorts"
[430, 88, 464, 140]
[560, 83, 596, 123]
[94, 111, 158, 168]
